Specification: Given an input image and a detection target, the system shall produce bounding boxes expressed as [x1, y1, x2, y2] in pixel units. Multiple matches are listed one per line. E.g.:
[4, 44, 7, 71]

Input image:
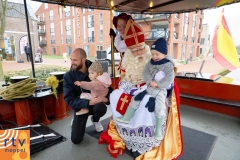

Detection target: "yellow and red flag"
[212, 8, 240, 71]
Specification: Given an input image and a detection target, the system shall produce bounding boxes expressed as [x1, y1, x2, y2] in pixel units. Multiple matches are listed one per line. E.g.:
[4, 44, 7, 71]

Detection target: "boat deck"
[30, 104, 240, 160]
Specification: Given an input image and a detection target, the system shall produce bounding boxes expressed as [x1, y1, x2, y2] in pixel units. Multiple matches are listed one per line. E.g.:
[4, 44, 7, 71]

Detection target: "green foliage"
[4, 65, 69, 80]
[218, 69, 230, 76]
[42, 54, 64, 59]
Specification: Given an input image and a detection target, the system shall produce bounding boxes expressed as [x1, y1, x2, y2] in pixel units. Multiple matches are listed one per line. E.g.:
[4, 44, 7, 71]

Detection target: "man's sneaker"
[91, 117, 104, 132]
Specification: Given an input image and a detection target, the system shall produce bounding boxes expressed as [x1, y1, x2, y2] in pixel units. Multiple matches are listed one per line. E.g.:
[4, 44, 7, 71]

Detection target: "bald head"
[70, 48, 87, 72]
[73, 48, 87, 59]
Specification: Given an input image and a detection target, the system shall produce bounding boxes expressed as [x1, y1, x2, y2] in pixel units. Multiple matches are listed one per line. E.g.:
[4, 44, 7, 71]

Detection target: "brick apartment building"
[133, 11, 204, 60]
[35, 3, 205, 60]
[1, 2, 39, 62]
[35, 3, 111, 57]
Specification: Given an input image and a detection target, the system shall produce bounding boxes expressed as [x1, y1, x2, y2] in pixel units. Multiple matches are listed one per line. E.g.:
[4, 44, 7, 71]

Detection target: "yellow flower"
[46, 75, 59, 98]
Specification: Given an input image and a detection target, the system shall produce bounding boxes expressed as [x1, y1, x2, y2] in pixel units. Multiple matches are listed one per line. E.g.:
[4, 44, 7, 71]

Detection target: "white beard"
[121, 45, 151, 85]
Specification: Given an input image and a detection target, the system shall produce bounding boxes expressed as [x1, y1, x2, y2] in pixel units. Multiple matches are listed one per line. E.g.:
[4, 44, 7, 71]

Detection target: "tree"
[0, 0, 7, 80]
[236, 45, 240, 54]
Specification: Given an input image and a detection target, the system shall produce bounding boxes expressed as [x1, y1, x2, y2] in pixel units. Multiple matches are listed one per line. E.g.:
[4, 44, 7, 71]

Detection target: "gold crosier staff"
[109, 1, 116, 89]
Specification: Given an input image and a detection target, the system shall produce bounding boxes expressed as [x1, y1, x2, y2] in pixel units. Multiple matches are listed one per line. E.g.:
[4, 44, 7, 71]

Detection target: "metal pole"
[110, 8, 116, 89]
[23, 0, 35, 78]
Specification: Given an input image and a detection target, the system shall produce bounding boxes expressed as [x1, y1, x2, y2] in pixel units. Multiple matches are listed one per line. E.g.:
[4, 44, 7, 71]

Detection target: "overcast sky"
[203, 3, 240, 46]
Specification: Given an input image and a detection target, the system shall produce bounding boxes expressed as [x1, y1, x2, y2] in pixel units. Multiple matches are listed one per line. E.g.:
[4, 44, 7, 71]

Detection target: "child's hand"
[150, 80, 158, 88]
[74, 81, 81, 86]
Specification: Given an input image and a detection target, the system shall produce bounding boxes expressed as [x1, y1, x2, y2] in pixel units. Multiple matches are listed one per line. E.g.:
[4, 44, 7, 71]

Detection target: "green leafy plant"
[4, 65, 69, 80]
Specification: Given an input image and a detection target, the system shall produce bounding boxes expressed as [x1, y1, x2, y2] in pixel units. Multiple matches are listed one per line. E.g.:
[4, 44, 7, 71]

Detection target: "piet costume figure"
[112, 13, 133, 73]
[99, 19, 183, 160]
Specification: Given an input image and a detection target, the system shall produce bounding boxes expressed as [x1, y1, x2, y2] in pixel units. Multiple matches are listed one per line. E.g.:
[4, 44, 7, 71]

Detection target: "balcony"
[131, 14, 168, 20]
[65, 11, 70, 17]
[153, 14, 168, 18]
[49, 16, 54, 21]
[173, 32, 178, 39]
[66, 25, 71, 31]
[88, 37, 94, 42]
[51, 40, 55, 44]
[37, 18, 45, 25]
[192, 37, 195, 43]
[174, 14, 179, 19]
[183, 35, 188, 41]
[87, 9, 94, 12]
[38, 29, 46, 35]
[144, 30, 169, 40]
[88, 21, 94, 28]
[39, 40, 47, 47]
[66, 38, 72, 44]
[50, 28, 54, 33]
[193, 21, 196, 27]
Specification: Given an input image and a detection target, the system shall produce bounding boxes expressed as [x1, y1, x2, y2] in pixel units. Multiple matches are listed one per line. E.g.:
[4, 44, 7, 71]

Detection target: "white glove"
[132, 84, 147, 96]
[118, 81, 134, 94]
[154, 71, 165, 82]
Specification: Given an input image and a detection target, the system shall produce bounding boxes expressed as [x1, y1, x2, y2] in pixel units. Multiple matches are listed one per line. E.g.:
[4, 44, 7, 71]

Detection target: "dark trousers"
[26, 53, 31, 62]
[71, 102, 107, 144]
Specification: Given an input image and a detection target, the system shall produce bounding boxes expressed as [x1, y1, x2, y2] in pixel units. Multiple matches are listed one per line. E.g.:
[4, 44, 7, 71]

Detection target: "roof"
[31, 0, 240, 14]
[6, 2, 37, 20]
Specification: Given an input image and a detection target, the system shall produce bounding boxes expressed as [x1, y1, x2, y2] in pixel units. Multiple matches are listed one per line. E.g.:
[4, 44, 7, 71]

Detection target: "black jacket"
[24, 46, 30, 54]
[63, 60, 112, 111]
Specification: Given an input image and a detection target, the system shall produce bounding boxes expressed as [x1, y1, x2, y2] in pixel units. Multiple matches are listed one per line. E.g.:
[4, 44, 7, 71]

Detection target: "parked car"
[95, 46, 121, 66]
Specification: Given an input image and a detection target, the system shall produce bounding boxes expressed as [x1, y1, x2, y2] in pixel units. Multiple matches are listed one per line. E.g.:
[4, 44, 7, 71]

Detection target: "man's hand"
[74, 81, 81, 86]
[150, 80, 158, 88]
[89, 97, 102, 106]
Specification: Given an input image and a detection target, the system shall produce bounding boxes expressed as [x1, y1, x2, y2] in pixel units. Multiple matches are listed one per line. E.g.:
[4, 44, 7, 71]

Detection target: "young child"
[74, 61, 112, 115]
[116, 38, 175, 140]
[35, 51, 41, 63]
[63, 52, 68, 62]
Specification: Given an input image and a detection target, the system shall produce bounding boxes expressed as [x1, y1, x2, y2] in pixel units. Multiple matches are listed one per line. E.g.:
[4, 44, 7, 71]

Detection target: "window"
[200, 38, 205, 45]
[88, 15, 94, 28]
[66, 19, 71, 44]
[84, 45, 89, 56]
[87, 8, 94, 12]
[97, 45, 103, 51]
[99, 13, 103, 25]
[100, 30, 103, 42]
[65, 6, 70, 17]
[44, 3, 48, 9]
[49, 10, 54, 20]
[72, 6, 75, 16]
[50, 23, 54, 33]
[67, 46, 72, 55]
[60, 21, 63, 44]
[52, 46, 56, 55]
[50, 23, 55, 44]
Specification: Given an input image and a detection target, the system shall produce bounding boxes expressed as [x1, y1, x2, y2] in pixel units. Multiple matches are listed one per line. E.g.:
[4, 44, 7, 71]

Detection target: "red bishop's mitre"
[123, 19, 145, 49]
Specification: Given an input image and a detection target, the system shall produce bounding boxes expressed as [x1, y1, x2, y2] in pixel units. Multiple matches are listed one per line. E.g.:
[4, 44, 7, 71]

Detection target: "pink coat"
[80, 72, 112, 99]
